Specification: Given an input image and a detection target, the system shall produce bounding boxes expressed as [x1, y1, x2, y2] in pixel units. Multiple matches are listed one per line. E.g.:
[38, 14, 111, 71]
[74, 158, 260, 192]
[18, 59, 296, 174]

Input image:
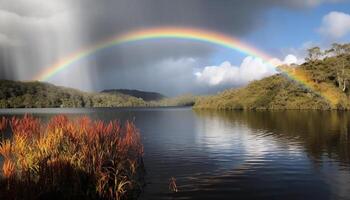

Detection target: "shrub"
[0, 115, 145, 200]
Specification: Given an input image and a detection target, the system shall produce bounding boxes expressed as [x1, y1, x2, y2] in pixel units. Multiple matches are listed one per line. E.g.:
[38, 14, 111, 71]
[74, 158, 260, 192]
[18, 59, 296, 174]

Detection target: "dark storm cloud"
[0, 0, 342, 94]
[78, 0, 332, 40]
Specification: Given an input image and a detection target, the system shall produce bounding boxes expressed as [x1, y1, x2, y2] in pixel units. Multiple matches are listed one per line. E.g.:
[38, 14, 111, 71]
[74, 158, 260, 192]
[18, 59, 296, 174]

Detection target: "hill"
[101, 89, 165, 101]
[149, 94, 197, 106]
[0, 80, 147, 108]
[194, 43, 350, 110]
[194, 74, 334, 110]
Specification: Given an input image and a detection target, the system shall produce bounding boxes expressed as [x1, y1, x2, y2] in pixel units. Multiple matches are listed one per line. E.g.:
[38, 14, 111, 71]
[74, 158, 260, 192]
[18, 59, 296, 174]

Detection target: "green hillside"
[0, 80, 147, 108]
[0, 80, 195, 108]
[194, 43, 350, 110]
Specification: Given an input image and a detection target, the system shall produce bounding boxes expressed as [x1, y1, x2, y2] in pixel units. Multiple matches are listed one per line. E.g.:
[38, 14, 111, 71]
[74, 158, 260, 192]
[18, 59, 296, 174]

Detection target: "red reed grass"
[0, 115, 145, 200]
[0, 117, 7, 134]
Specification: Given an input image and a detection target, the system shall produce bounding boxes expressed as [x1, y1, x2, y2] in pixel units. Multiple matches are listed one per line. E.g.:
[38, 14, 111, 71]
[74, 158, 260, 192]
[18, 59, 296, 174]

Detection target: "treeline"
[149, 94, 197, 107]
[0, 80, 196, 108]
[194, 43, 350, 110]
[304, 43, 350, 93]
[0, 80, 147, 108]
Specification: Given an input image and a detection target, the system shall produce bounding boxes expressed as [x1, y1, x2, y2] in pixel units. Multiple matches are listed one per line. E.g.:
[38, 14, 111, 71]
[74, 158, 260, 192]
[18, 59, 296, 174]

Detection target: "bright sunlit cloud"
[318, 11, 350, 39]
[195, 55, 300, 87]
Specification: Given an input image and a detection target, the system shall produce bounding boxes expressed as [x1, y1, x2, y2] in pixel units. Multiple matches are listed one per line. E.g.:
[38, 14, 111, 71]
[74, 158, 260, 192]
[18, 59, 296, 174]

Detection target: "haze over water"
[1, 107, 349, 199]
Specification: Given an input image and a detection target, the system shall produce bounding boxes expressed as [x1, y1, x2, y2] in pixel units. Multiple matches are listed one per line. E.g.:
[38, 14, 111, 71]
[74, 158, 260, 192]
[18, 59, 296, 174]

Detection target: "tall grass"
[0, 115, 145, 200]
[0, 117, 7, 136]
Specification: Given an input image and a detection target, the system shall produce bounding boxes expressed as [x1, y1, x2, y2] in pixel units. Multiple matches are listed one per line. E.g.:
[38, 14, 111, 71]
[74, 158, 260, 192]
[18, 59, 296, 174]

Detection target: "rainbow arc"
[33, 26, 339, 105]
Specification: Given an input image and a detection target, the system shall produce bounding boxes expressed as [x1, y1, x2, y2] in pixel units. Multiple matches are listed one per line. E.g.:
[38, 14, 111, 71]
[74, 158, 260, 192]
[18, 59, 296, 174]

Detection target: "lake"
[0, 107, 350, 200]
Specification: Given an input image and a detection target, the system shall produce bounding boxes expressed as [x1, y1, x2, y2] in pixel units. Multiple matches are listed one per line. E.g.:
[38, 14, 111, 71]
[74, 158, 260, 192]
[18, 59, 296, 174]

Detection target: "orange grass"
[0, 117, 7, 134]
[0, 115, 145, 200]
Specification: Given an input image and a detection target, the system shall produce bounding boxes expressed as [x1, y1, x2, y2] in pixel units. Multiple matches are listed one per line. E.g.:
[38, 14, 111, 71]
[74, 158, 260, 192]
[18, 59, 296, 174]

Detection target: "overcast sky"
[1, 0, 350, 96]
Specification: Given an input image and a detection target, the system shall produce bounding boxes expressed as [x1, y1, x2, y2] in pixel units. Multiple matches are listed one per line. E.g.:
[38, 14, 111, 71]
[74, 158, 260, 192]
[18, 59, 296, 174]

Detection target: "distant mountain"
[101, 89, 166, 101]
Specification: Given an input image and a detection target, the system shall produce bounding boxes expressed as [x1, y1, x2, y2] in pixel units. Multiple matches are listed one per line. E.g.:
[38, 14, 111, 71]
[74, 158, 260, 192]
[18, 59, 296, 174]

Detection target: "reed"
[0, 117, 7, 137]
[0, 115, 145, 200]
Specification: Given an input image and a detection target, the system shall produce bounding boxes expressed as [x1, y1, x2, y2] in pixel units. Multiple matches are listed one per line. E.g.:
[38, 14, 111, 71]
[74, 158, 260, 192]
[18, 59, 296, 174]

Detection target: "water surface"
[1, 108, 350, 200]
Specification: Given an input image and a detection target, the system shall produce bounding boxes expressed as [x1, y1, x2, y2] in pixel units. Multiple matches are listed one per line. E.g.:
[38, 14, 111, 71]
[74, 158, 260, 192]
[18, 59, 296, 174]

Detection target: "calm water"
[1, 107, 350, 200]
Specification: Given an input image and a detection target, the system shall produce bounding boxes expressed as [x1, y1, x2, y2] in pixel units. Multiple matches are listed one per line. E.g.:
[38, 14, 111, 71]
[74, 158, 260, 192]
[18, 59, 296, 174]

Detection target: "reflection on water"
[0, 108, 350, 199]
[193, 110, 350, 200]
[195, 110, 350, 164]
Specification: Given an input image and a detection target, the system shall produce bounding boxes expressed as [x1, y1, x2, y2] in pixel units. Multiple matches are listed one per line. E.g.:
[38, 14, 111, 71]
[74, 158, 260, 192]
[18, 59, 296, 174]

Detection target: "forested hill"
[194, 43, 350, 110]
[0, 80, 147, 108]
[101, 89, 165, 101]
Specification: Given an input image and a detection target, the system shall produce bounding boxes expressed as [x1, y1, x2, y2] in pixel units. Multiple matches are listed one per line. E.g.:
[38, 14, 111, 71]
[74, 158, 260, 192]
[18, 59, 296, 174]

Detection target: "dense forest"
[0, 80, 147, 108]
[194, 43, 350, 110]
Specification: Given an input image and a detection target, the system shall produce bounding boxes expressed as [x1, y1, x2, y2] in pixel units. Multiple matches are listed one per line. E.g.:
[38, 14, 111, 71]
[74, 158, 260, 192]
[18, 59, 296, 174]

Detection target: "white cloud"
[318, 11, 350, 39]
[195, 57, 275, 86]
[195, 55, 300, 87]
[283, 54, 299, 65]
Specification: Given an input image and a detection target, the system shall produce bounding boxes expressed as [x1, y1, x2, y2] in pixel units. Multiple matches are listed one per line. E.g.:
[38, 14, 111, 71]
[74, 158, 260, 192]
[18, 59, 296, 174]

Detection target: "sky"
[0, 0, 350, 96]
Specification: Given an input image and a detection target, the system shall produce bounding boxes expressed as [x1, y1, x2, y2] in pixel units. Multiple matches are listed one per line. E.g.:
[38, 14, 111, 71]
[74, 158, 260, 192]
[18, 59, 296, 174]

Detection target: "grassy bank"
[0, 115, 145, 200]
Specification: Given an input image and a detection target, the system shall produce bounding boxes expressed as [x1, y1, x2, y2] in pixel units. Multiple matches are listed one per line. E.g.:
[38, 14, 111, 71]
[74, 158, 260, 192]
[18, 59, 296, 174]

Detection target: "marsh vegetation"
[0, 115, 145, 200]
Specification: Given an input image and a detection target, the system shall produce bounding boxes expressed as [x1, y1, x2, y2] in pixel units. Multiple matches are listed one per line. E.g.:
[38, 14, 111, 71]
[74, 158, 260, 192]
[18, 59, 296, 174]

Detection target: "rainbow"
[34, 26, 339, 105]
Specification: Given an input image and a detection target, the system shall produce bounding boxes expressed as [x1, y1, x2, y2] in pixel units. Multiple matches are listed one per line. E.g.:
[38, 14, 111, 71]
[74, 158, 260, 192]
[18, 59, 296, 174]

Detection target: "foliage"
[195, 75, 332, 110]
[102, 89, 165, 101]
[0, 80, 147, 108]
[305, 43, 350, 92]
[306, 46, 322, 61]
[0, 80, 194, 108]
[0, 115, 145, 200]
[149, 94, 197, 107]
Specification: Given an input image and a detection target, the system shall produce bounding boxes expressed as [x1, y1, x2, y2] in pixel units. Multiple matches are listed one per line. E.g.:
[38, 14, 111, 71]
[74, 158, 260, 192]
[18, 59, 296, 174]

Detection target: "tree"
[342, 43, 350, 55]
[326, 43, 350, 57]
[307, 47, 322, 61]
[325, 44, 350, 92]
